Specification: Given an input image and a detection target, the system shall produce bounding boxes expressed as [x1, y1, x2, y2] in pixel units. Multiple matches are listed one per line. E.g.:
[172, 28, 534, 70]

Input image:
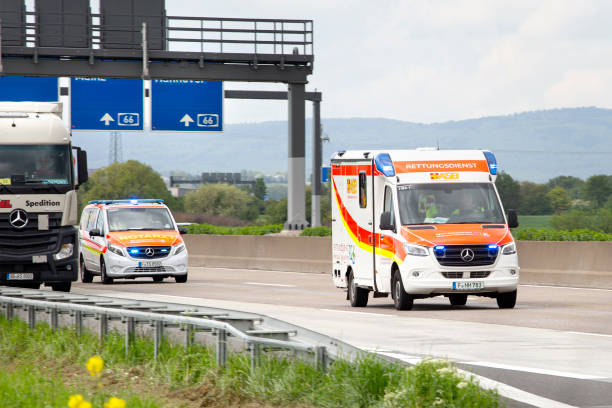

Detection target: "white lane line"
[564, 331, 612, 338]
[245, 282, 296, 288]
[461, 361, 606, 380]
[520, 284, 612, 292]
[319, 308, 395, 317]
[376, 352, 579, 408]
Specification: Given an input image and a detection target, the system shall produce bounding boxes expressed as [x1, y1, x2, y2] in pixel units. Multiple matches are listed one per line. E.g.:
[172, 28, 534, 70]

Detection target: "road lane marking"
[565, 331, 612, 338]
[245, 282, 296, 288]
[320, 308, 395, 317]
[461, 361, 606, 380]
[520, 284, 612, 292]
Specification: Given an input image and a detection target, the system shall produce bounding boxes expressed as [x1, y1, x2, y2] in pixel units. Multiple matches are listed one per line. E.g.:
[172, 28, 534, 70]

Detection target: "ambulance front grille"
[441, 271, 491, 279]
[435, 245, 498, 266]
[126, 266, 172, 274]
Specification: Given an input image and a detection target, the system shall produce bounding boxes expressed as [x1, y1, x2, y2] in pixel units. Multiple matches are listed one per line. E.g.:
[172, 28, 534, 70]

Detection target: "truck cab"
[0, 102, 88, 292]
[331, 149, 519, 310]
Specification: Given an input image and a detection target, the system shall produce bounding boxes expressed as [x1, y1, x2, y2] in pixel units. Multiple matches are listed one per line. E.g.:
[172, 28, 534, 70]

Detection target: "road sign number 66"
[197, 114, 219, 127]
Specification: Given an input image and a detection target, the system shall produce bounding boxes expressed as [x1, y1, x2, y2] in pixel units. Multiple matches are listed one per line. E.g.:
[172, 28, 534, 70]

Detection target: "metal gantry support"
[312, 99, 322, 227]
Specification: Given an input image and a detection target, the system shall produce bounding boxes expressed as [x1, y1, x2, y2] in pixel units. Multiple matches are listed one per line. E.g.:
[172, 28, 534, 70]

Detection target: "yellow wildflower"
[104, 397, 127, 408]
[86, 355, 104, 377]
[67, 394, 92, 408]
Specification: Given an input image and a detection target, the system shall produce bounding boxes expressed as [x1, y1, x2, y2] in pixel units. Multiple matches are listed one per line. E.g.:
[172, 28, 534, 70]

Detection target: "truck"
[331, 149, 519, 310]
[0, 102, 88, 292]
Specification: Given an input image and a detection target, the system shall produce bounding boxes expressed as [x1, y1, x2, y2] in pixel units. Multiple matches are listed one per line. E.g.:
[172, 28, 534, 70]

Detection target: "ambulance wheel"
[152, 276, 164, 282]
[80, 256, 93, 283]
[348, 271, 368, 307]
[392, 271, 413, 310]
[449, 294, 468, 306]
[175, 274, 187, 283]
[100, 259, 113, 284]
[496, 290, 517, 309]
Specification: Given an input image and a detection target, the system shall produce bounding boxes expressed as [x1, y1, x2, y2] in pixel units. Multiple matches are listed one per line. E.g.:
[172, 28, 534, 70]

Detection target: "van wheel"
[392, 271, 413, 310]
[497, 290, 517, 309]
[153, 276, 164, 282]
[449, 294, 468, 306]
[175, 274, 187, 283]
[348, 271, 368, 307]
[80, 256, 93, 283]
[51, 282, 71, 292]
[100, 259, 113, 284]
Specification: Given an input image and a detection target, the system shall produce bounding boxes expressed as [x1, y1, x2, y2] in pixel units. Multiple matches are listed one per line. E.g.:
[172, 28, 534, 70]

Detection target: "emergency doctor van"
[331, 149, 519, 310]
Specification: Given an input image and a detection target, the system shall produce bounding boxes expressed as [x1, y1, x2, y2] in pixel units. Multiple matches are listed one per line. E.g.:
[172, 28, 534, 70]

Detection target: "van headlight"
[173, 243, 186, 255]
[54, 243, 74, 260]
[502, 243, 516, 255]
[403, 243, 429, 257]
[107, 244, 125, 257]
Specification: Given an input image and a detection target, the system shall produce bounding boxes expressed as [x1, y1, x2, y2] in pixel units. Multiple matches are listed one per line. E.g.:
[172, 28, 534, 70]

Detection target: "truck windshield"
[0, 145, 72, 185]
[397, 183, 505, 225]
[107, 207, 175, 232]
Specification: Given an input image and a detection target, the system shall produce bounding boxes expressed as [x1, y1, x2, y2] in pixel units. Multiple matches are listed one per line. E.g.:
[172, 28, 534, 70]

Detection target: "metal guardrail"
[0, 287, 329, 370]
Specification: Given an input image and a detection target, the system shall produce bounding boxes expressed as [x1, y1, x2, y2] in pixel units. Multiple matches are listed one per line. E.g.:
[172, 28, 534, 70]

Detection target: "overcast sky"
[128, 1, 612, 124]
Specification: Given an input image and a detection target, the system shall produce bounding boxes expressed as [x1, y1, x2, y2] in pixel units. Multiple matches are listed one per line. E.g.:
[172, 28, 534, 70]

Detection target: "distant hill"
[72, 107, 612, 183]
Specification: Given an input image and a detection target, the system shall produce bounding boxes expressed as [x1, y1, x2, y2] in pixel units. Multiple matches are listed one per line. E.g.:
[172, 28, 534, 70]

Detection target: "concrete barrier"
[184, 235, 612, 289]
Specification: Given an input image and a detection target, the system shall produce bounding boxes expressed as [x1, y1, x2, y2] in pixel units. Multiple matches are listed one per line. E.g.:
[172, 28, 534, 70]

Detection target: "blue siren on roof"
[483, 151, 498, 175]
[374, 153, 396, 177]
[88, 199, 165, 205]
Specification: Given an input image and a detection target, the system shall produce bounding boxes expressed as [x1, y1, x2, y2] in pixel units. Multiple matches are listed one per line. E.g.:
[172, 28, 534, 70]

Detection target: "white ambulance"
[331, 149, 519, 310]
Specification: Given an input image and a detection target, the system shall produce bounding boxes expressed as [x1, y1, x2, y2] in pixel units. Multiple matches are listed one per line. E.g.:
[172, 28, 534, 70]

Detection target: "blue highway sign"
[151, 80, 223, 132]
[0, 76, 58, 102]
[321, 166, 331, 183]
[71, 78, 143, 131]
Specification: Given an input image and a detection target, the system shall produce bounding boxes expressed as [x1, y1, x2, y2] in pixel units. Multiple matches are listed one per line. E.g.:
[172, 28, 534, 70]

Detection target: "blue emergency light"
[89, 199, 165, 205]
[434, 245, 446, 257]
[374, 153, 396, 177]
[488, 244, 499, 256]
[483, 151, 498, 175]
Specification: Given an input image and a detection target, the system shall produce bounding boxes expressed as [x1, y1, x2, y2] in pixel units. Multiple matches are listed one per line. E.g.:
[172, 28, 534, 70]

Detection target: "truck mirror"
[73, 146, 88, 185]
[507, 209, 519, 229]
[380, 211, 395, 231]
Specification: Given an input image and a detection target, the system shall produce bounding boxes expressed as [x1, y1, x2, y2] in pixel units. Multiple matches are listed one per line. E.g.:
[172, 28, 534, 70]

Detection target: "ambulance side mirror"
[507, 209, 519, 229]
[380, 212, 395, 231]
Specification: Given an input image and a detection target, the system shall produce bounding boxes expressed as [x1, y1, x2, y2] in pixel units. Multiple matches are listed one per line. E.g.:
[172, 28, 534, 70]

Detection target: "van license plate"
[32, 255, 46, 263]
[453, 281, 484, 290]
[7, 273, 34, 280]
[139, 261, 162, 268]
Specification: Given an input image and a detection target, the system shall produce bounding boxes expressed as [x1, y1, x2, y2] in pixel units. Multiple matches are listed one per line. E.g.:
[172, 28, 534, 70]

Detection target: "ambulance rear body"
[331, 149, 519, 310]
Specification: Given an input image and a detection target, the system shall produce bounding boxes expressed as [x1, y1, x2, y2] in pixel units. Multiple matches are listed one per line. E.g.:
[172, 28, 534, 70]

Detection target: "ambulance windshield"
[107, 207, 175, 232]
[397, 183, 505, 225]
[0, 145, 71, 186]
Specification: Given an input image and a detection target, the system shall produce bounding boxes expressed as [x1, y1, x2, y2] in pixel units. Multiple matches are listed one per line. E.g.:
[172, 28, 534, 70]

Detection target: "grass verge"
[0, 315, 502, 408]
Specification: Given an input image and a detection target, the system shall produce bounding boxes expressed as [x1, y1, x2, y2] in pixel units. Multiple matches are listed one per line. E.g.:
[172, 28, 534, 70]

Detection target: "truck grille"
[0, 212, 63, 255]
[435, 245, 498, 266]
[127, 246, 171, 259]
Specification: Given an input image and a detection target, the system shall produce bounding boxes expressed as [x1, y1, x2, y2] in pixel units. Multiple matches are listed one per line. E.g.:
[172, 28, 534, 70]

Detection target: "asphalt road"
[72, 267, 612, 408]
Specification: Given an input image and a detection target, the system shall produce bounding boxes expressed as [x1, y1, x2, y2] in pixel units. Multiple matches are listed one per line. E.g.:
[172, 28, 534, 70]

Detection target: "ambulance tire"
[496, 290, 517, 309]
[80, 256, 93, 283]
[392, 271, 413, 311]
[348, 271, 368, 307]
[448, 294, 468, 306]
[175, 274, 188, 283]
[153, 276, 164, 282]
[100, 258, 113, 284]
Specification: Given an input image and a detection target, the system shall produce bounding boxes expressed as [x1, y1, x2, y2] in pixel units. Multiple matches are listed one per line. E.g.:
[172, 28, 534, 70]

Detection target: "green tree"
[547, 175, 585, 200]
[519, 182, 552, 215]
[253, 177, 266, 200]
[495, 172, 521, 211]
[184, 183, 258, 221]
[81, 160, 175, 209]
[584, 175, 612, 208]
[264, 198, 287, 224]
[546, 186, 571, 214]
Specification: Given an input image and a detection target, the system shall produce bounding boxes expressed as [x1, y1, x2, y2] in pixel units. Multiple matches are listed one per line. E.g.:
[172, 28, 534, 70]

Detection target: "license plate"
[7, 273, 34, 280]
[453, 281, 484, 290]
[32, 255, 46, 263]
[139, 261, 162, 268]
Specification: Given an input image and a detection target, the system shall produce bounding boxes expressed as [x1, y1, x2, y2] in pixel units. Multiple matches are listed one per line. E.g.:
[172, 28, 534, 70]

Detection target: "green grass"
[186, 223, 282, 235]
[0, 316, 503, 408]
[514, 215, 552, 233]
[300, 226, 332, 237]
[515, 228, 612, 241]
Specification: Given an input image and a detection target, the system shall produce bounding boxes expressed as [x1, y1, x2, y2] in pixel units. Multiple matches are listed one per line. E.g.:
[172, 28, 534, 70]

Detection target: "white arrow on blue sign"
[71, 78, 143, 131]
[151, 80, 223, 132]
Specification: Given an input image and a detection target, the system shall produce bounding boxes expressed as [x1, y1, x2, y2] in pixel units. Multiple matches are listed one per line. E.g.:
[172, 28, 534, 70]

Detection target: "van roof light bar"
[374, 153, 395, 177]
[88, 199, 165, 205]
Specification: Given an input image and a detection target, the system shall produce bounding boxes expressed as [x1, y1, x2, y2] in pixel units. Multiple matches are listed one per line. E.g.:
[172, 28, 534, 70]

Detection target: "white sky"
[160, 0, 612, 124]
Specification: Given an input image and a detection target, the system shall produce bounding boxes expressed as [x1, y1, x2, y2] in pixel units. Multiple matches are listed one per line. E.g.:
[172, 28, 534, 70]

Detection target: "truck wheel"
[497, 290, 517, 309]
[52, 282, 71, 292]
[100, 259, 113, 284]
[348, 271, 368, 307]
[174, 274, 187, 283]
[392, 271, 413, 310]
[449, 294, 468, 306]
[80, 256, 93, 283]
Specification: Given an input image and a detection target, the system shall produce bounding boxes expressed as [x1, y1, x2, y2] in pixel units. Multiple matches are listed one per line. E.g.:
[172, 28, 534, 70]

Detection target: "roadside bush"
[301, 226, 331, 237]
[186, 223, 282, 235]
[516, 228, 612, 241]
[550, 208, 612, 233]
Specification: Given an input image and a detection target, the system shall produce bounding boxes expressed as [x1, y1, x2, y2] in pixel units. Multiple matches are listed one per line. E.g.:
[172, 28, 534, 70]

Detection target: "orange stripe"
[395, 160, 489, 173]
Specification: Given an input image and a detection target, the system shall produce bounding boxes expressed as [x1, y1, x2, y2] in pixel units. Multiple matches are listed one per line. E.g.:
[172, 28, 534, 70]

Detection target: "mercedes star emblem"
[460, 248, 475, 262]
[9, 209, 28, 229]
[145, 248, 155, 257]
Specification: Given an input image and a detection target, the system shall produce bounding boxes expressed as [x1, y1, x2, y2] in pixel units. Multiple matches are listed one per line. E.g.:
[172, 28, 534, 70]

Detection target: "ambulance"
[331, 149, 519, 310]
[79, 199, 188, 284]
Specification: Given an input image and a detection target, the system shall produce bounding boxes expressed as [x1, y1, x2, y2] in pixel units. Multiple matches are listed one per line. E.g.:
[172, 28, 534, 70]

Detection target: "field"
[514, 215, 552, 233]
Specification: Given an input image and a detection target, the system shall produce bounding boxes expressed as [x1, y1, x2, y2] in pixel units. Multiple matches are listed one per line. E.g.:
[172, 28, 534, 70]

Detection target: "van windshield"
[397, 183, 505, 225]
[107, 207, 175, 231]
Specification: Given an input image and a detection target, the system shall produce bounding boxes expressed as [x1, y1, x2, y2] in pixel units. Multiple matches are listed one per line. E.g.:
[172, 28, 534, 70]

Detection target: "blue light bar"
[488, 244, 499, 256]
[129, 249, 139, 254]
[374, 153, 396, 177]
[160, 248, 169, 253]
[434, 245, 446, 256]
[89, 199, 165, 205]
[483, 151, 498, 175]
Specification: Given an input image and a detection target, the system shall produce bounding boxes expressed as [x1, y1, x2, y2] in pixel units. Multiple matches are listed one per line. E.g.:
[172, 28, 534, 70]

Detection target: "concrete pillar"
[286, 83, 307, 230]
[311, 100, 322, 227]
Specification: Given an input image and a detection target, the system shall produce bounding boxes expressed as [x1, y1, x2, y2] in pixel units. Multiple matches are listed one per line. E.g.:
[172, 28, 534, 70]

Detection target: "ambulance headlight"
[108, 244, 125, 257]
[54, 243, 74, 260]
[502, 243, 516, 255]
[403, 243, 429, 257]
[173, 243, 186, 255]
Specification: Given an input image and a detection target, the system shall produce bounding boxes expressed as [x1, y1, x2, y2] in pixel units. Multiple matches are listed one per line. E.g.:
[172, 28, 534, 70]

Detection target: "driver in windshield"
[33, 154, 60, 178]
[419, 194, 439, 220]
[452, 194, 485, 218]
